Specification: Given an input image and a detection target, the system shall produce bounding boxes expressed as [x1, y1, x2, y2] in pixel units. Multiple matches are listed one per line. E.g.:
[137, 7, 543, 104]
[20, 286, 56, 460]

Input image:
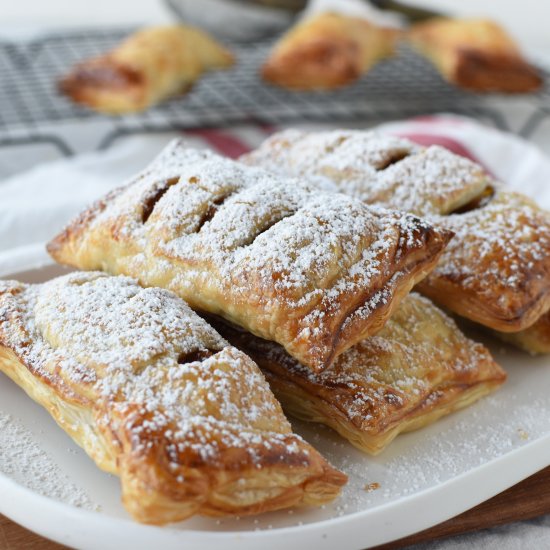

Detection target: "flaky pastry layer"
[0, 272, 346, 524]
[48, 140, 452, 372]
[213, 293, 506, 455]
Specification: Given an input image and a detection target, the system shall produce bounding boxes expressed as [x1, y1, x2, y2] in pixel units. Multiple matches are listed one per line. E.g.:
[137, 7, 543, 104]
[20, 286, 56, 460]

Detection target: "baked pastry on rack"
[47, 140, 453, 372]
[0, 272, 347, 524]
[212, 292, 506, 455]
[408, 18, 542, 93]
[241, 129, 550, 349]
[60, 25, 234, 114]
[262, 12, 399, 90]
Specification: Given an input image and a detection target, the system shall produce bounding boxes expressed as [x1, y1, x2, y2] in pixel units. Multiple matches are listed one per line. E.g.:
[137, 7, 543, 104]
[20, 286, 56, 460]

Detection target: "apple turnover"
[0, 272, 347, 524]
[47, 140, 453, 372]
[409, 18, 542, 93]
[242, 129, 550, 341]
[262, 12, 399, 90]
[212, 293, 506, 455]
[60, 25, 234, 114]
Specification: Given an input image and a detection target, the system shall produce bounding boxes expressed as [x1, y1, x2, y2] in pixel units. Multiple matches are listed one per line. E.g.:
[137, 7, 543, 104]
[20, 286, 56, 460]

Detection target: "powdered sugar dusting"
[430, 191, 550, 309]
[241, 129, 491, 217]
[64, 140, 446, 368]
[0, 410, 95, 509]
[332, 392, 549, 509]
[243, 129, 550, 325]
[0, 272, 314, 470]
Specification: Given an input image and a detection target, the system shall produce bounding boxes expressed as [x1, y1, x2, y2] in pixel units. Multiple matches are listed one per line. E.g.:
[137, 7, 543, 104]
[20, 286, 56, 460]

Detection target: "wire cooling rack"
[0, 27, 549, 157]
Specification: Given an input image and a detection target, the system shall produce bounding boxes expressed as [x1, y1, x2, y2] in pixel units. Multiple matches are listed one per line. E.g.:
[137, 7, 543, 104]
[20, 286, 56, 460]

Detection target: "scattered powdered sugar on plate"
[0, 410, 95, 509]
[305, 375, 550, 513]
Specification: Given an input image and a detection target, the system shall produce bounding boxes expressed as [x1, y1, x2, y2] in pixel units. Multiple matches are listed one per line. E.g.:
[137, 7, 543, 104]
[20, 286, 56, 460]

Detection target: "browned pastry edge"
[266, 374, 504, 455]
[61, 60, 178, 114]
[59, 57, 201, 114]
[417, 265, 550, 334]
[452, 49, 543, 93]
[47, 185, 128, 260]
[310, 223, 454, 369]
[408, 18, 543, 94]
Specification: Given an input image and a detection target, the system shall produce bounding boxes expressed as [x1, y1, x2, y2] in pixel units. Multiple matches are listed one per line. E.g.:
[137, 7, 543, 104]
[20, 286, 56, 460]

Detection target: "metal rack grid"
[0, 27, 549, 156]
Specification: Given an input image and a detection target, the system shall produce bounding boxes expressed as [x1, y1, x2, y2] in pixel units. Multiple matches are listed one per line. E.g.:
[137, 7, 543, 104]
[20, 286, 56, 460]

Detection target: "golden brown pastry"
[241, 129, 550, 336]
[60, 25, 234, 114]
[262, 12, 399, 90]
[0, 272, 346, 524]
[409, 18, 542, 93]
[495, 311, 550, 354]
[419, 191, 550, 335]
[47, 141, 453, 372]
[212, 293, 506, 455]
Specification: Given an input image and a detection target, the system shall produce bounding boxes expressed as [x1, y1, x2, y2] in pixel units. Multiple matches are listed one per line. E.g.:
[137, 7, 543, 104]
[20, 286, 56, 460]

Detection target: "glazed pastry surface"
[0, 272, 346, 524]
[214, 293, 506, 455]
[409, 18, 542, 93]
[60, 25, 234, 113]
[48, 140, 452, 372]
[262, 12, 399, 90]
[242, 129, 550, 337]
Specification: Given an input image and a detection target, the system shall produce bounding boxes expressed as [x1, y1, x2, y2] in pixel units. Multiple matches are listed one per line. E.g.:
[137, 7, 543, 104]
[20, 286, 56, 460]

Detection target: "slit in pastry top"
[0, 272, 346, 525]
[47, 140, 453, 372]
[240, 128, 492, 218]
[241, 129, 550, 334]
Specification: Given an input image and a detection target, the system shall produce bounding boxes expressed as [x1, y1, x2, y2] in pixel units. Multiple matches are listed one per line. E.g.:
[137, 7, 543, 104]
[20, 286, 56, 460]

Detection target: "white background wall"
[413, 0, 550, 52]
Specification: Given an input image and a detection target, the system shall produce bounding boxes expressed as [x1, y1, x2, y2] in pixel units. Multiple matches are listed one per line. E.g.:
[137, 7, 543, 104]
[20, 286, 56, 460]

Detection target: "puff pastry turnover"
[262, 12, 399, 90]
[60, 25, 234, 114]
[0, 272, 347, 524]
[47, 140, 452, 372]
[212, 293, 506, 455]
[242, 129, 550, 335]
[409, 18, 542, 93]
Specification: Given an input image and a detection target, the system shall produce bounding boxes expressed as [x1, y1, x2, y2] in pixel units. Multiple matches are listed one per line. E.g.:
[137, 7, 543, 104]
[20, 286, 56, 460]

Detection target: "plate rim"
[1, 437, 549, 550]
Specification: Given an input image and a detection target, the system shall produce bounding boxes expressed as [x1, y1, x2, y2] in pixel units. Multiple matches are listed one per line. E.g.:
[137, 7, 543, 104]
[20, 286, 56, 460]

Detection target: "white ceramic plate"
[1, 244, 549, 550]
